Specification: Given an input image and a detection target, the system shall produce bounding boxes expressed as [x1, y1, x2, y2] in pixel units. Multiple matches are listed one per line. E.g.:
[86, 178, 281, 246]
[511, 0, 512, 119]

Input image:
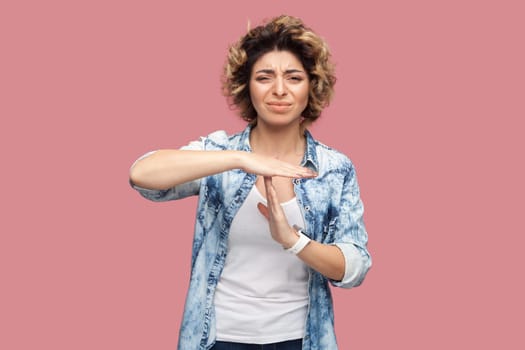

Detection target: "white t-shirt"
[213, 185, 309, 344]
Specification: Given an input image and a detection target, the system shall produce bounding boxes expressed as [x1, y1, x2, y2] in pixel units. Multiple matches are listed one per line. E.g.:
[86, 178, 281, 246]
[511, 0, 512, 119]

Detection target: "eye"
[255, 76, 271, 82]
[288, 76, 304, 82]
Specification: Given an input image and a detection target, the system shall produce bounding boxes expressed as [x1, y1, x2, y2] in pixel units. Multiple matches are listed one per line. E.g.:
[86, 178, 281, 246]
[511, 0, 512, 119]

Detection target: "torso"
[250, 125, 306, 203]
[255, 176, 296, 203]
[254, 148, 304, 203]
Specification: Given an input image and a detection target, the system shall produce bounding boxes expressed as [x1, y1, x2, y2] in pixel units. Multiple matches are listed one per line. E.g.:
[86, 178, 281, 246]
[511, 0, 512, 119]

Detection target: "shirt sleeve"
[129, 138, 205, 202]
[331, 242, 371, 288]
[328, 164, 372, 289]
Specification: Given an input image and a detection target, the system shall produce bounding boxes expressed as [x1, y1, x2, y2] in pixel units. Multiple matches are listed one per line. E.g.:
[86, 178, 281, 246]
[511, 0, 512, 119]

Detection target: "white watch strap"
[285, 230, 311, 254]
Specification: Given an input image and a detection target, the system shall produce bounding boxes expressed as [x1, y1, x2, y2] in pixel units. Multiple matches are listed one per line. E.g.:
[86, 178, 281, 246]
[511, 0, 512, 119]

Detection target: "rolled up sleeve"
[328, 163, 372, 289]
[331, 242, 372, 288]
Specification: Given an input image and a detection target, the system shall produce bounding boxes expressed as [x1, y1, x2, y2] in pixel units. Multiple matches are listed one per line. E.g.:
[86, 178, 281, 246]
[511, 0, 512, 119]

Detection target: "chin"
[258, 117, 301, 128]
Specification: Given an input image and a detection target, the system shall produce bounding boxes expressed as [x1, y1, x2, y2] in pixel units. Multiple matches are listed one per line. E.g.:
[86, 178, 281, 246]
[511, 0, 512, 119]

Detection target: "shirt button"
[293, 179, 301, 185]
[304, 205, 310, 211]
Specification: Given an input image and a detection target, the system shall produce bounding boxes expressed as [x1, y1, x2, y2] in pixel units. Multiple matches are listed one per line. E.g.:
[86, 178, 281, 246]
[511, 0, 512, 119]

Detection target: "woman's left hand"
[257, 176, 299, 248]
[257, 176, 346, 281]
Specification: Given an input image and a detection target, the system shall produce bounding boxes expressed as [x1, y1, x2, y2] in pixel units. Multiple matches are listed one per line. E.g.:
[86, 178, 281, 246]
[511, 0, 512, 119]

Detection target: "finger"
[263, 176, 273, 198]
[263, 177, 287, 220]
[263, 176, 278, 208]
[300, 168, 318, 178]
[279, 166, 317, 179]
[293, 165, 317, 176]
[257, 202, 270, 220]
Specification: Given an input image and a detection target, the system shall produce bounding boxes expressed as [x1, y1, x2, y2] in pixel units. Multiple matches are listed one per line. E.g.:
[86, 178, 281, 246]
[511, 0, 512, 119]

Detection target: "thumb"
[257, 202, 269, 220]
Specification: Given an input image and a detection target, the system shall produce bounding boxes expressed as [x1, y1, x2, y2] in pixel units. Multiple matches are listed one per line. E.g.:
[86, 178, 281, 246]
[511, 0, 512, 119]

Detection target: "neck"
[250, 121, 306, 160]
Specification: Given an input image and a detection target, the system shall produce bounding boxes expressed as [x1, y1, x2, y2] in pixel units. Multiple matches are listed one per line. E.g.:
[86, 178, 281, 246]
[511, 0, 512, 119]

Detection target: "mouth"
[267, 102, 292, 106]
[266, 102, 292, 113]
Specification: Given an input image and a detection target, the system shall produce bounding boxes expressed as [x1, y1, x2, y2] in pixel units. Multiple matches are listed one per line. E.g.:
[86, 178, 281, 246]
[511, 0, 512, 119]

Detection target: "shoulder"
[186, 128, 247, 151]
[311, 137, 355, 174]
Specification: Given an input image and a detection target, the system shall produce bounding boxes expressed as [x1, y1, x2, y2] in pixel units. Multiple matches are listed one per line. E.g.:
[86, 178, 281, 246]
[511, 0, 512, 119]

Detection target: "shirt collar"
[239, 125, 253, 152]
[302, 129, 319, 173]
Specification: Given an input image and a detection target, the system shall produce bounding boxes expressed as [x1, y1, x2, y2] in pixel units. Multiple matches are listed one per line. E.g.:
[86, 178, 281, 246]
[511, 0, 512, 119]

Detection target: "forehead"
[252, 50, 305, 71]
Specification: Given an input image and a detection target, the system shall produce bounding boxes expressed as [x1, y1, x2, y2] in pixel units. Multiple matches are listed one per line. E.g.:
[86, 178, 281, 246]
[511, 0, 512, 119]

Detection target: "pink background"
[1, 0, 523, 349]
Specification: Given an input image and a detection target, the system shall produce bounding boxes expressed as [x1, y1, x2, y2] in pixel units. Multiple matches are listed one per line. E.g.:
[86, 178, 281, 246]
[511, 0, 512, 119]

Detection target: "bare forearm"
[129, 150, 244, 190]
[257, 176, 344, 281]
[297, 241, 345, 281]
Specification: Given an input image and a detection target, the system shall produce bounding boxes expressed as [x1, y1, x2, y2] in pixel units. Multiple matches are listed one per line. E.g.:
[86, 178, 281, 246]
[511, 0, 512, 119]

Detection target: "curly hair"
[222, 15, 336, 125]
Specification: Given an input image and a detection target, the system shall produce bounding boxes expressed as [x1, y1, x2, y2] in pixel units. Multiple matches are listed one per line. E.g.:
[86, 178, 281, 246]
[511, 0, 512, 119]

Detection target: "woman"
[130, 15, 371, 350]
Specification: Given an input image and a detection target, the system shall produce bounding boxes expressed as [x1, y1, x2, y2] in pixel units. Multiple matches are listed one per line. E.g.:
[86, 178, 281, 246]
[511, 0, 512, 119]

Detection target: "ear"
[257, 202, 269, 220]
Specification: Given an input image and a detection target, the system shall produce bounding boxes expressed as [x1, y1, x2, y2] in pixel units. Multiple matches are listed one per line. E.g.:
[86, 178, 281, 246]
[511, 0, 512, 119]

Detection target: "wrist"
[227, 150, 245, 170]
[231, 150, 250, 172]
[281, 228, 300, 249]
[285, 229, 311, 255]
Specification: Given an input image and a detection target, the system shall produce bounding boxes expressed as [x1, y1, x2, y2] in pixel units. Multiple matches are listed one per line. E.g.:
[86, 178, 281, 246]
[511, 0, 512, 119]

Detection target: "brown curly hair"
[222, 15, 336, 125]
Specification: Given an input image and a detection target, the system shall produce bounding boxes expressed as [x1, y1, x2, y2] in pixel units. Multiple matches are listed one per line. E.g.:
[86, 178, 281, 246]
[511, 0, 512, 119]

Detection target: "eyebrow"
[254, 69, 305, 75]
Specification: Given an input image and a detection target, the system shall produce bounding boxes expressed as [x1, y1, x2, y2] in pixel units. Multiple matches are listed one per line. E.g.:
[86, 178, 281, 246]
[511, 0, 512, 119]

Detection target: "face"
[249, 50, 310, 128]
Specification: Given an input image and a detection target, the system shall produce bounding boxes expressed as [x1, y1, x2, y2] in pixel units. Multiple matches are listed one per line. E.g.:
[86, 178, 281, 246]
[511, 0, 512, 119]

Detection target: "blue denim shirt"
[132, 126, 371, 349]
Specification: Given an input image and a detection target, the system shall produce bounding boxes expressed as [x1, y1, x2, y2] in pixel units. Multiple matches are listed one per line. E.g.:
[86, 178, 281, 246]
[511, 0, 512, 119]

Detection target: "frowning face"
[249, 50, 310, 128]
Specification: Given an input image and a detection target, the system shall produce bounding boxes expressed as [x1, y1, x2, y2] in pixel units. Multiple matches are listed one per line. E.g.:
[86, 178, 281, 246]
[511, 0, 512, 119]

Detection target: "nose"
[273, 77, 287, 96]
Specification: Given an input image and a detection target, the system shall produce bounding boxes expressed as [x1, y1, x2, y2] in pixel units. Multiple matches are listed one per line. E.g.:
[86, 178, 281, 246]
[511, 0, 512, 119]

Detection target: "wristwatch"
[285, 228, 311, 254]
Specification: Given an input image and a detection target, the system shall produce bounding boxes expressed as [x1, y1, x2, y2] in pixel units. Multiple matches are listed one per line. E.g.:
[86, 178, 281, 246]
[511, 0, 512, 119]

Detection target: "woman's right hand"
[130, 149, 316, 191]
[238, 152, 317, 178]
